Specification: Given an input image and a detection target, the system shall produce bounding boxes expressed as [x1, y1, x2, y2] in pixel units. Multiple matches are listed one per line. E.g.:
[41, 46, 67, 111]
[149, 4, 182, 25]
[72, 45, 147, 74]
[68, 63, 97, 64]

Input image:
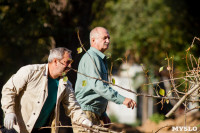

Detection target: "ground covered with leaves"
[109, 112, 200, 133]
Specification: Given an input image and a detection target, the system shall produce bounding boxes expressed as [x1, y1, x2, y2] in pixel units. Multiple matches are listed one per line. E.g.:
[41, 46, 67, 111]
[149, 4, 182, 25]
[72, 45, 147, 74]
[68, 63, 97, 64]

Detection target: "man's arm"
[87, 57, 136, 108]
[1, 66, 30, 114]
[62, 81, 92, 127]
[1, 66, 30, 129]
[85, 57, 124, 104]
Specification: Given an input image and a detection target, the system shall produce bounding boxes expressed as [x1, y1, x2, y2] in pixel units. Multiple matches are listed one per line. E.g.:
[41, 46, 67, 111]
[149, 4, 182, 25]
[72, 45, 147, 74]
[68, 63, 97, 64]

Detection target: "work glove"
[4, 113, 17, 130]
[81, 119, 93, 127]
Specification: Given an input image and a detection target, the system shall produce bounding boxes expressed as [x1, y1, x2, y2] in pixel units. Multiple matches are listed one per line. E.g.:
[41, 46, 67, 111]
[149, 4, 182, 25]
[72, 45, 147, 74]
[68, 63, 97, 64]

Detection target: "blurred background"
[0, 0, 200, 132]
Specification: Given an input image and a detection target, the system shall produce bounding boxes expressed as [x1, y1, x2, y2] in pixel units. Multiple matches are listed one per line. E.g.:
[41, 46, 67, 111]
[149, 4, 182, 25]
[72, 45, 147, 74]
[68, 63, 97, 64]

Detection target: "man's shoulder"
[20, 64, 46, 72]
[81, 50, 99, 62]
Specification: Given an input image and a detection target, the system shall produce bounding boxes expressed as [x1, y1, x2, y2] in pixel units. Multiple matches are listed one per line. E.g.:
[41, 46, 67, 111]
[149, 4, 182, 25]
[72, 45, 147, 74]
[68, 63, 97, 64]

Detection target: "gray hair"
[48, 47, 72, 63]
[89, 27, 108, 45]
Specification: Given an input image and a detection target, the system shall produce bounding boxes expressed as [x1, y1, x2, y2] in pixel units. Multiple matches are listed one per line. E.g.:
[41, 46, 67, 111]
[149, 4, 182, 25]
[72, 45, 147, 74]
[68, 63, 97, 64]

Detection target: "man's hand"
[82, 119, 93, 127]
[123, 98, 137, 109]
[4, 113, 17, 129]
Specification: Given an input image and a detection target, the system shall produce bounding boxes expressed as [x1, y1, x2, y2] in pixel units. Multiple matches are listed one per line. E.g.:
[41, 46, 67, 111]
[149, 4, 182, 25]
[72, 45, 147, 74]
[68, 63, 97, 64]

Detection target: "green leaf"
[77, 47, 83, 54]
[112, 78, 115, 85]
[62, 72, 66, 76]
[115, 58, 123, 62]
[82, 80, 87, 87]
[106, 53, 112, 59]
[159, 88, 165, 96]
[63, 76, 68, 82]
[159, 66, 164, 72]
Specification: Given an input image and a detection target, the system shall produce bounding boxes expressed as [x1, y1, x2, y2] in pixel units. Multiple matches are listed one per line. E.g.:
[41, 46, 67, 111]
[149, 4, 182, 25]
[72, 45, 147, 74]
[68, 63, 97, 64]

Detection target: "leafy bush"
[109, 114, 119, 123]
[149, 113, 165, 124]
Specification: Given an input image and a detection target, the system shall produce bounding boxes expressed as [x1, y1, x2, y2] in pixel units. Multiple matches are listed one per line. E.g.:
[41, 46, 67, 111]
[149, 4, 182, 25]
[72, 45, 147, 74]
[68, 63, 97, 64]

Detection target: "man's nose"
[106, 38, 110, 43]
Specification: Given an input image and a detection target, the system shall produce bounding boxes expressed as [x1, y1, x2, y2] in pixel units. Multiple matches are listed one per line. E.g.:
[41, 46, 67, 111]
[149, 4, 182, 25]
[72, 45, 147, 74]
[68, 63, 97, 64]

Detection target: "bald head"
[89, 27, 110, 53]
[90, 27, 108, 44]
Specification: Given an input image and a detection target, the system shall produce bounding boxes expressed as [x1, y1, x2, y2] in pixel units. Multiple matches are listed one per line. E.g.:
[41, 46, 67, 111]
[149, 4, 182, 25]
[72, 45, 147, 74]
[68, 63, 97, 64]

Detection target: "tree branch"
[165, 84, 200, 117]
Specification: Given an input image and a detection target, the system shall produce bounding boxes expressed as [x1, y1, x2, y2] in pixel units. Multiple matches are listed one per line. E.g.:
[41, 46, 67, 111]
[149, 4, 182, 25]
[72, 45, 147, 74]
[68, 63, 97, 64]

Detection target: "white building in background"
[107, 64, 144, 124]
[107, 76, 137, 124]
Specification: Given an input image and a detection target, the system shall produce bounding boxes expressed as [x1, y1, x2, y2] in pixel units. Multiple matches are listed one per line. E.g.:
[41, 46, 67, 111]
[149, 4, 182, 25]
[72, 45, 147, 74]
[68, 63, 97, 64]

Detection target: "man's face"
[94, 28, 110, 53]
[56, 52, 73, 76]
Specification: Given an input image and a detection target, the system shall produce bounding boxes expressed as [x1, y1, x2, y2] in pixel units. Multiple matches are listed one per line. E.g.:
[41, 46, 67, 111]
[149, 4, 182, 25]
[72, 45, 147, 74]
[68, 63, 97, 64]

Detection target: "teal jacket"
[75, 47, 125, 116]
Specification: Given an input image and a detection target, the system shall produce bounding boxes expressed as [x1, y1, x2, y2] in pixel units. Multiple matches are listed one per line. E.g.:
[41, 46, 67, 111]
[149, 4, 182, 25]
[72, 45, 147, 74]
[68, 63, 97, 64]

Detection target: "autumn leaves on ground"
[109, 112, 200, 133]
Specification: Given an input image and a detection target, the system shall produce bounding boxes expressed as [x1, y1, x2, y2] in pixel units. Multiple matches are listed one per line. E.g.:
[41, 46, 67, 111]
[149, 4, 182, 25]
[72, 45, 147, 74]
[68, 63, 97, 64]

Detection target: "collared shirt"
[75, 47, 125, 116]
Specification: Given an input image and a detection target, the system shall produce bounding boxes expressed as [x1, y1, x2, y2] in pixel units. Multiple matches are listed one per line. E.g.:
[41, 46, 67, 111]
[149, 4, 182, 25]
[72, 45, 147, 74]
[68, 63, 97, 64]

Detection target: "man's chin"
[104, 44, 109, 48]
[104, 47, 109, 51]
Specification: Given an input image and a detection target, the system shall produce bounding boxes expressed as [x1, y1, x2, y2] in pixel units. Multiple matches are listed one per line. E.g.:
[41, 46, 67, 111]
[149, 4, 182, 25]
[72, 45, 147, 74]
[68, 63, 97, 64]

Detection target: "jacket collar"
[89, 47, 106, 60]
[43, 64, 49, 77]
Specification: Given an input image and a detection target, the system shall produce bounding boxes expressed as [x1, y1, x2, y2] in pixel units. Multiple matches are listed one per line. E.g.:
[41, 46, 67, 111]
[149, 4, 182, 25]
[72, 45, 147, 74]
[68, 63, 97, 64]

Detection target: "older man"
[75, 27, 137, 126]
[1, 47, 92, 133]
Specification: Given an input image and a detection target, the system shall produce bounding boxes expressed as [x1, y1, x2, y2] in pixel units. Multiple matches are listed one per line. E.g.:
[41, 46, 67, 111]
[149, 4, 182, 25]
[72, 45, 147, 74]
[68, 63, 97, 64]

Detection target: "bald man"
[75, 27, 137, 127]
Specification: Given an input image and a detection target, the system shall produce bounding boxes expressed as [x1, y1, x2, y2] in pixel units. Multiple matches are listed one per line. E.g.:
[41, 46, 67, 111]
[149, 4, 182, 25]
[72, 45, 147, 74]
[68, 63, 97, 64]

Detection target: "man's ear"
[91, 38, 96, 46]
[53, 59, 57, 66]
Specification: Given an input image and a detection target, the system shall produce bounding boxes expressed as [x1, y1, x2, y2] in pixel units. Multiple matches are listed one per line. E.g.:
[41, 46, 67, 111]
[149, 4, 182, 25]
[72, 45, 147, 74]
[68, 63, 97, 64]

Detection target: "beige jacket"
[1, 64, 87, 133]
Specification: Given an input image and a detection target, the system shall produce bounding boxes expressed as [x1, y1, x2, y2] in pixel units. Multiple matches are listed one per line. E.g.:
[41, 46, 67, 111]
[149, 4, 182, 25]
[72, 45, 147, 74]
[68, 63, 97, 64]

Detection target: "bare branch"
[69, 67, 182, 100]
[77, 30, 102, 80]
[154, 125, 173, 133]
[186, 106, 200, 113]
[40, 124, 123, 133]
[165, 84, 200, 117]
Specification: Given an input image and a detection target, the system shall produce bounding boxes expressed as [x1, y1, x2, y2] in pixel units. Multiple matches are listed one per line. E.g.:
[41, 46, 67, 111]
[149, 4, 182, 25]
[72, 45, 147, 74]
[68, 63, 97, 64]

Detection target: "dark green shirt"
[34, 77, 59, 128]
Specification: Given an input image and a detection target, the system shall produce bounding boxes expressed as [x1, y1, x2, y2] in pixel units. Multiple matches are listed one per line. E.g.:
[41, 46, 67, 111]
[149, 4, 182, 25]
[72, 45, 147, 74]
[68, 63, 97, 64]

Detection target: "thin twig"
[154, 125, 173, 133]
[186, 106, 200, 113]
[77, 30, 102, 80]
[41, 123, 122, 133]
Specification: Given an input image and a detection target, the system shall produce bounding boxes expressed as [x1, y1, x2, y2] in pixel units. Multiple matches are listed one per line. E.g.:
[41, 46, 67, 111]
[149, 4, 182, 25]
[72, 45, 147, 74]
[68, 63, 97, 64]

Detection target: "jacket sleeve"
[1, 66, 30, 114]
[62, 81, 87, 124]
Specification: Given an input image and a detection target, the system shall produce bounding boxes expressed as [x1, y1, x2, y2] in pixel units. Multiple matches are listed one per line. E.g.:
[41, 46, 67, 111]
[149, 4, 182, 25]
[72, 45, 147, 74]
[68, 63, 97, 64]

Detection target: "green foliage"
[112, 78, 115, 85]
[0, 0, 108, 82]
[0, 0, 108, 125]
[159, 66, 164, 73]
[128, 119, 141, 127]
[115, 58, 123, 62]
[63, 76, 68, 82]
[62, 72, 66, 76]
[82, 80, 87, 87]
[149, 113, 165, 124]
[77, 47, 83, 54]
[92, 0, 200, 72]
[159, 88, 165, 96]
[109, 114, 119, 123]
